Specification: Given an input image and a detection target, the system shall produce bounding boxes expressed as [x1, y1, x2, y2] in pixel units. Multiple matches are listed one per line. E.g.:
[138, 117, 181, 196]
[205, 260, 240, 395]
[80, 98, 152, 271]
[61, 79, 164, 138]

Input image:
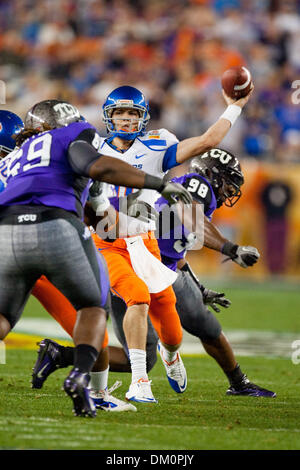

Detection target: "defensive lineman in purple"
[0, 99, 192, 418]
[108, 149, 276, 398]
[156, 172, 217, 271]
[0, 121, 94, 217]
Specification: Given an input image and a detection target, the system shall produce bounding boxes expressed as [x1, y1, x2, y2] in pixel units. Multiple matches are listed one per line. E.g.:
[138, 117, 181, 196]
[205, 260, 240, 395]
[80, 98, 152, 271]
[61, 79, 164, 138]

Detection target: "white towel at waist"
[124, 236, 177, 293]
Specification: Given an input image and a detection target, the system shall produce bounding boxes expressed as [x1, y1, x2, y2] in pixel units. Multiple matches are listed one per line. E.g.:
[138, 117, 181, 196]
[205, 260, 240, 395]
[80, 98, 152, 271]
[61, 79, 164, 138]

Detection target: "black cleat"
[226, 375, 276, 398]
[31, 339, 62, 389]
[63, 368, 96, 418]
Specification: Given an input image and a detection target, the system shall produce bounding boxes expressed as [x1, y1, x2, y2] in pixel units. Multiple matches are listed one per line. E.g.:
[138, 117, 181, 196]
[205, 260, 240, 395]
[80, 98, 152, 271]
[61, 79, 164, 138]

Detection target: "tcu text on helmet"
[53, 103, 80, 119]
[202, 149, 232, 165]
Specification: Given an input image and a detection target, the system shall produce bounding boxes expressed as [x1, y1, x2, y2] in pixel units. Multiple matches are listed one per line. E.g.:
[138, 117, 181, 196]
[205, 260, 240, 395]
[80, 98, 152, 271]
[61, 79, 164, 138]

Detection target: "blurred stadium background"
[1, 0, 300, 281]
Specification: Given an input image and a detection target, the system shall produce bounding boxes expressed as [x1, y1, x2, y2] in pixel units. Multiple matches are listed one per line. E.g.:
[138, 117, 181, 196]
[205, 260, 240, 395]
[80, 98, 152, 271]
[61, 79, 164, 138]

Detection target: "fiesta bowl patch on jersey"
[148, 130, 160, 139]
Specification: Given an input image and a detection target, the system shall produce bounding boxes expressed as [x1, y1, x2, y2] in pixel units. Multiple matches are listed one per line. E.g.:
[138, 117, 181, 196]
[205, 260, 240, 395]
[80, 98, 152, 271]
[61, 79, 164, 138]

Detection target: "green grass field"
[0, 283, 300, 450]
[21, 278, 300, 333]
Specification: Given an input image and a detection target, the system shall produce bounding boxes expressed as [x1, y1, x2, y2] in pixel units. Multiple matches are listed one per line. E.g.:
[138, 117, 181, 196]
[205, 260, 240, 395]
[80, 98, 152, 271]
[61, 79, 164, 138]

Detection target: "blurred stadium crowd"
[1, 0, 300, 163]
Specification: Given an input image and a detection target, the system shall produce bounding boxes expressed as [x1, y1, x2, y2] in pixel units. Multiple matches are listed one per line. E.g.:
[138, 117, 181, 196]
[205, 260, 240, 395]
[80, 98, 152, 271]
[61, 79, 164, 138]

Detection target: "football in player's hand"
[221, 66, 253, 99]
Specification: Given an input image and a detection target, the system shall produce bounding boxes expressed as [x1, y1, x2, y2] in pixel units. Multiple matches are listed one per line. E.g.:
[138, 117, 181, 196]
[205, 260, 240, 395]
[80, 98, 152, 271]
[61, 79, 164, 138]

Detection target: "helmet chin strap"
[215, 178, 242, 208]
[213, 177, 229, 208]
[109, 130, 141, 140]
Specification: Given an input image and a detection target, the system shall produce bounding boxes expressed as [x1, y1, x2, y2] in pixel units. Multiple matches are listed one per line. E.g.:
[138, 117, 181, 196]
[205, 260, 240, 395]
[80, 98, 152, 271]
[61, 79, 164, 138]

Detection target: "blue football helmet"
[0, 110, 24, 156]
[102, 86, 150, 140]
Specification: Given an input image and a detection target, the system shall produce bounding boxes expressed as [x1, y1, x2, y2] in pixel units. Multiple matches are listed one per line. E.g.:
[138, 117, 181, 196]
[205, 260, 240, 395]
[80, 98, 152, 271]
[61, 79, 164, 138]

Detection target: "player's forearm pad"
[143, 174, 165, 192]
[221, 241, 238, 258]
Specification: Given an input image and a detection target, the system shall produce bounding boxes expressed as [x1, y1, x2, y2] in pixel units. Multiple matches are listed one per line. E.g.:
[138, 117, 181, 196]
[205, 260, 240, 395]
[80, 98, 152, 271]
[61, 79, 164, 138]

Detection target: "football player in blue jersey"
[0, 99, 192, 417]
[0, 110, 24, 192]
[31, 84, 257, 404]
[85, 84, 255, 403]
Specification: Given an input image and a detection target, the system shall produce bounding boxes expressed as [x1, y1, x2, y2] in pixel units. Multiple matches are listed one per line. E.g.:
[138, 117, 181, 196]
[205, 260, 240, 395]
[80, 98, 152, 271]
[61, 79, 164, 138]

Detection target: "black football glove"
[202, 288, 231, 313]
[119, 190, 158, 223]
[222, 242, 260, 268]
[89, 180, 103, 198]
[180, 262, 231, 313]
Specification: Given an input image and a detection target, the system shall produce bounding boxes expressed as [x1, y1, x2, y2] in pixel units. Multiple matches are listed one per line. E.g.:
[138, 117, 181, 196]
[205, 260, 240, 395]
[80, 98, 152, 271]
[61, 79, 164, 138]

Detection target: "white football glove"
[89, 181, 110, 213]
[222, 242, 260, 268]
[233, 245, 260, 268]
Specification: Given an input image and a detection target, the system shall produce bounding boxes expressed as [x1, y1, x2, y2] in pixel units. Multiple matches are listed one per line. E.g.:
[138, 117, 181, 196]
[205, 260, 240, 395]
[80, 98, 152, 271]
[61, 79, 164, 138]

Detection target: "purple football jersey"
[155, 173, 217, 271]
[0, 122, 95, 218]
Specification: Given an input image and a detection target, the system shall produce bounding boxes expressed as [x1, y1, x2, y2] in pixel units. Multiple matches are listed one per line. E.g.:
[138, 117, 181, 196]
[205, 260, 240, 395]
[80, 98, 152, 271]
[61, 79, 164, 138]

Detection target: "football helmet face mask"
[25, 100, 81, 131]
[102, 86, 150, 141]
[189, 148, 244, 208]
[0, 110, 24, 157]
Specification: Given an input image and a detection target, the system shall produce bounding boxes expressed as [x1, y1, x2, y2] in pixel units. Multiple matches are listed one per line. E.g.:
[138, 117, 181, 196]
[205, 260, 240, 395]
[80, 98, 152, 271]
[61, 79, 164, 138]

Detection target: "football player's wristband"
[144, 174, 165, 192]
[221, 241, 238, 257]
[219, 105, 241, 126]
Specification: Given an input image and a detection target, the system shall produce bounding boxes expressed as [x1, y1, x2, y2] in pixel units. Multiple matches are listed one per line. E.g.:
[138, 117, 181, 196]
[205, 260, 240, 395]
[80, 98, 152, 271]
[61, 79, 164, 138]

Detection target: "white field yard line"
[14, 318, 299, 358]
[0, 417, 300, 435]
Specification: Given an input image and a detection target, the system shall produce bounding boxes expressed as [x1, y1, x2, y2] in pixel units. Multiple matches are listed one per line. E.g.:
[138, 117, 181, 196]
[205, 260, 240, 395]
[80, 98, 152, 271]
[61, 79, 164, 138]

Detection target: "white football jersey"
[0, 151, 16, 192]
[96, 128, 179, 235]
